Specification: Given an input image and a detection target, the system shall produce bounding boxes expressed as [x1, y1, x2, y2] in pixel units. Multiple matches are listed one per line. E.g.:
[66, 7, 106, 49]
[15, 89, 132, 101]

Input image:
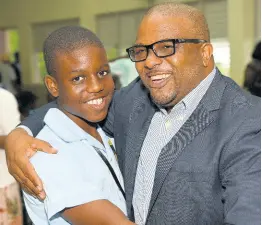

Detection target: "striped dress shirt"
[133, 68, 216, 225]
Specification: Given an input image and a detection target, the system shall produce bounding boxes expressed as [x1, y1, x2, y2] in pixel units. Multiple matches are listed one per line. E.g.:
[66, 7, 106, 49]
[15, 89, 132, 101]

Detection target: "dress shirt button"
[165, 120, 171, 129]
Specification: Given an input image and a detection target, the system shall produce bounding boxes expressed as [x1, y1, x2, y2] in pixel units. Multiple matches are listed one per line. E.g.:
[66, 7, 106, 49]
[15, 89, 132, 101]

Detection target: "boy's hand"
[5, 128, 57, 200]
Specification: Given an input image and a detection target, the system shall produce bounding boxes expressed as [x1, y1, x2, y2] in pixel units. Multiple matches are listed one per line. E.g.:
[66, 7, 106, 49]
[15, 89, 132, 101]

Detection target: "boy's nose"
[86, 75, 104, 93]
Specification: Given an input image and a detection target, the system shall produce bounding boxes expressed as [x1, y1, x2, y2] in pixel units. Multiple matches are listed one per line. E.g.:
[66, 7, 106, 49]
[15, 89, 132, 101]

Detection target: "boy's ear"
[44, 75, 59, 97]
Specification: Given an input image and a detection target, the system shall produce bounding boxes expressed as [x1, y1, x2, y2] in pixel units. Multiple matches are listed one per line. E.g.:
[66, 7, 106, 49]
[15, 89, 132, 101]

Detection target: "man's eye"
[72, 76, 84, 82]
[134, 49, 145, 55]
[163, 45, 173, 49]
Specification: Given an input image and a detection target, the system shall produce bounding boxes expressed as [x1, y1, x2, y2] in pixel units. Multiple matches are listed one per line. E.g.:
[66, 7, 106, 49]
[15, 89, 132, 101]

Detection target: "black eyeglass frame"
[126, 38, 208, 62]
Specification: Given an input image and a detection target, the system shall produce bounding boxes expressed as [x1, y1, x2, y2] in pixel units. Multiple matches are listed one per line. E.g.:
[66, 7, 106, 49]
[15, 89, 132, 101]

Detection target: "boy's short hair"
[43, 26, 104, 75]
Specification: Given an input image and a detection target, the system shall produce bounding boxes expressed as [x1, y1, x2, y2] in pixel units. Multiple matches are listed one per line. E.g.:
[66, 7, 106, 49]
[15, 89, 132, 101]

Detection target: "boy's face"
[47, 45, 114, 123]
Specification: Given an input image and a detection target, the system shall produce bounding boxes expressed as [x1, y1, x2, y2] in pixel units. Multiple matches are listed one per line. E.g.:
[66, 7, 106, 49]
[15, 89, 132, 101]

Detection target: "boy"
[23, 26, 133, 225]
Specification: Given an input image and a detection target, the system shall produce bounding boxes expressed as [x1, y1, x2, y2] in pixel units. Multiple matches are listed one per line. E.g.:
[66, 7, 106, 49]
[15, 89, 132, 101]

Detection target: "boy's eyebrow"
[101, 63, 110, 68]
[71, 69, 85, 73]
[70, 64, 110, 73]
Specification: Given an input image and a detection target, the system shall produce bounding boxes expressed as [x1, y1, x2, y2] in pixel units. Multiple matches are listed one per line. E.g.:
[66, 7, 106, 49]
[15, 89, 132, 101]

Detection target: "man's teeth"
[151, 74, 171, 81]
[87, 98, 103, 105]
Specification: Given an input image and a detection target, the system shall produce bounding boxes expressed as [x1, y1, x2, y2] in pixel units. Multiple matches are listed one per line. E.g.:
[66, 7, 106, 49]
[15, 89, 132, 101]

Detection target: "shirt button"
[177, 115, 184, 121]
[165, 121, 171, 129]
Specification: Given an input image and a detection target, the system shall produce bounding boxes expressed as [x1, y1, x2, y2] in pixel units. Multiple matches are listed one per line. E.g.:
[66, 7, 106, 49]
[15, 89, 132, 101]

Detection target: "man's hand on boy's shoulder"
[5, 127, 57, 200]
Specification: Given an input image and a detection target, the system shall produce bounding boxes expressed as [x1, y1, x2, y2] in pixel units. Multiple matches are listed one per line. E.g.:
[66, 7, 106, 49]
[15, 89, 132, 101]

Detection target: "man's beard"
[150, 90, 177, 108]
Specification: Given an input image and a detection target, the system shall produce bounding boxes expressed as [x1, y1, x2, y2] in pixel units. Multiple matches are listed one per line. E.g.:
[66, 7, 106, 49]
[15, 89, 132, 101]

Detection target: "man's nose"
[144, 49, 162, 69]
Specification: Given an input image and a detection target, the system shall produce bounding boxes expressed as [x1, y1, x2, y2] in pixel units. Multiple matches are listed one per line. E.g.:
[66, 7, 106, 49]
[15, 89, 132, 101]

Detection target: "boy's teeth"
[87, 98, 103, 105]
[151, 74, 171, 81]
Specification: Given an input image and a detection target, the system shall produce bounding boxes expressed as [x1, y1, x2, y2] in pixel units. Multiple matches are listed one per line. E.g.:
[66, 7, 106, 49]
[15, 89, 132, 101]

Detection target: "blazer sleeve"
[101, 77, 142, 137]
[220, 113, 261, 225]
[101, 91, 120, 137]
[20, 101, 58, 137]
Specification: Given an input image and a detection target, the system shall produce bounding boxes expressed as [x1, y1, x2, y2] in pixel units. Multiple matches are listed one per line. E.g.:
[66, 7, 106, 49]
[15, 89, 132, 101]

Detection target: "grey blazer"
[23, 69, 260, 225]
[103, 69, 261, 225]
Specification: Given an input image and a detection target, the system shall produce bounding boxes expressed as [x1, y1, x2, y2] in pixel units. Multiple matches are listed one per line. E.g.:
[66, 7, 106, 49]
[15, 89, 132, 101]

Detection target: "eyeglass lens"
[129, 40, 175, 61]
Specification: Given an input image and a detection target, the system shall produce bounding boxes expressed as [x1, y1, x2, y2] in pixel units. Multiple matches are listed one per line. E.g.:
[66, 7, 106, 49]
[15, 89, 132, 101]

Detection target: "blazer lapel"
[147, 70, 227, 218]
[124, 94, 156, 218]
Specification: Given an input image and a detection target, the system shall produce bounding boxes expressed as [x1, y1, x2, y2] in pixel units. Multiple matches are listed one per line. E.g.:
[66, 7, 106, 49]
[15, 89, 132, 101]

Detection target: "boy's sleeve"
[44, 180, 107, 220]
[23, 192, 49, 225]
[26, 150, 107, 220]
[20, 101, 58, 136]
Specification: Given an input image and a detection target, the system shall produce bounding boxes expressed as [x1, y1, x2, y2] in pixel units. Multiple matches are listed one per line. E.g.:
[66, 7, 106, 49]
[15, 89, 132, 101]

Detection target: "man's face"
[53, 45, 114, 123]
[135, 15, 207, 108]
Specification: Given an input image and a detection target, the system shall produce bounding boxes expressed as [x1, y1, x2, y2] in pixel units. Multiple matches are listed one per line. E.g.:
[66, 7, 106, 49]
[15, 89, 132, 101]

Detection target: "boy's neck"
[59, 107, 103, 144]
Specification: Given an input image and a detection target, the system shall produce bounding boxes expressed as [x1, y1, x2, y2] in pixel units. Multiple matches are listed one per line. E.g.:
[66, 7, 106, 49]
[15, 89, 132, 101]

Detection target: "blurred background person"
[244, 41, 261, 97]
[0, 54, 17, 94]
[16, 90, 38, 120]
[109, 55, 139, 87]
[11, 52, 22, 92]
[0, 87, 22, 225]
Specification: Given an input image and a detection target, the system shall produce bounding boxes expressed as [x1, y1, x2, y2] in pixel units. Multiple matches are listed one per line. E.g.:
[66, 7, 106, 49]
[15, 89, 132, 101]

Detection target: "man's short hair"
[43, 26, 104, 75]
[144, 3, 210, 41]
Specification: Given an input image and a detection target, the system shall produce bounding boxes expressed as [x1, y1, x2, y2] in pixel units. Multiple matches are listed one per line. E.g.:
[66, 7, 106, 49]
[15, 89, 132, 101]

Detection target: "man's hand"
[4, 128, 57, 200]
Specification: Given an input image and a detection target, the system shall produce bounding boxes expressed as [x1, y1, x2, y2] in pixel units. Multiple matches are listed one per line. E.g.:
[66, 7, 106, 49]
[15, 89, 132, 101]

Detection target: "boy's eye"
[98, 70, 109, 77]
[72, 76, 84, 83]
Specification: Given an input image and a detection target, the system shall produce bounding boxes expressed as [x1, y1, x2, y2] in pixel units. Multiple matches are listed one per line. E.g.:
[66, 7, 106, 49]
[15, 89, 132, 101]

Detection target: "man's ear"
[201, 43, 213, 67]
[44, 75, 59, 97]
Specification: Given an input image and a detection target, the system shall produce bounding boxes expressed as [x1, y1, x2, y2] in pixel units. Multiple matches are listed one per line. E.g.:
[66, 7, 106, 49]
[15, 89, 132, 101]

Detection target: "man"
[5, 3, 261, 225]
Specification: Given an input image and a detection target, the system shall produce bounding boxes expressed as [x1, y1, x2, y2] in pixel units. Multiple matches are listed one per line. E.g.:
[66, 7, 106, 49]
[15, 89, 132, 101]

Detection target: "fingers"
[25, 147, 37, 158]
[20, 155, 44, 192]
[31, 139, 57, 154]
[12, 170, 36, 197]
[6, 134, 42, 193]
[12, 158, 46, 200]
[14, 170, 46, 200]
[5, 128, 53, 200]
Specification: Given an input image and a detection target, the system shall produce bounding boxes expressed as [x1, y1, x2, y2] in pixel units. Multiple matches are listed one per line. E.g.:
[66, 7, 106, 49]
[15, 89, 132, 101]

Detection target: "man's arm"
[221, 116, 261, 225]
[63, 200, 134, 225]
[101, 91, 118, 137]
[102, 78, 140, 136]
[5, 101, 58, 199]
[20, 100, 58, 136]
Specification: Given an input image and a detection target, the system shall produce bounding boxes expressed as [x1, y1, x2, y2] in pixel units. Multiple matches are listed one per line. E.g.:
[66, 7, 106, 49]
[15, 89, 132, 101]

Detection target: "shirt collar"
[159, 67, 216, 115]
[43, 108, 104, 149]
[181, 67, 216, 110]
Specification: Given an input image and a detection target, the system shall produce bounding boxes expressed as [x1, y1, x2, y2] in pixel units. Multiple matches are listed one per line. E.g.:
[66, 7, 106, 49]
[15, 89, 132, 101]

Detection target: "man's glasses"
[126, 38, 207, 62]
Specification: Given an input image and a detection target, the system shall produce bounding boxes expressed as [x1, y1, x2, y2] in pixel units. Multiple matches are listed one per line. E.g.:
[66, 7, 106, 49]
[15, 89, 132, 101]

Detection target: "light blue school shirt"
[23, 108, 127, 225]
